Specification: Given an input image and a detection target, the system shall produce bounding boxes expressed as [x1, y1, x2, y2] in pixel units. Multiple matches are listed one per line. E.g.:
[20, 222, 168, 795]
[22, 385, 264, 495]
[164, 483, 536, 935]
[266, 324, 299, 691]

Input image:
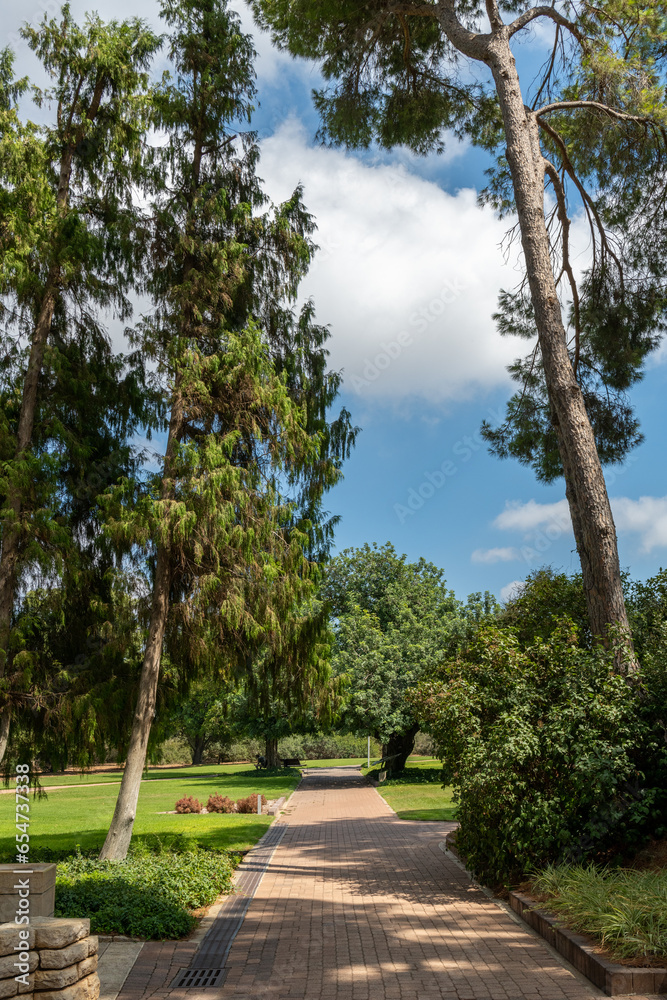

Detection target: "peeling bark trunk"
[0, 709, 10, 763]
[99, 397, 183, 860]
[485, 30, 634, 665]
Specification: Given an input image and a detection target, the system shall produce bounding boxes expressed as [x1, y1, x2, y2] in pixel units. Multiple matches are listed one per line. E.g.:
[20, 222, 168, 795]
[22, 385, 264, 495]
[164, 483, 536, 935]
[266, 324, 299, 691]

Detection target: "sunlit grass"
[0, 767, 300, 857]
[360, 760, 457, 821]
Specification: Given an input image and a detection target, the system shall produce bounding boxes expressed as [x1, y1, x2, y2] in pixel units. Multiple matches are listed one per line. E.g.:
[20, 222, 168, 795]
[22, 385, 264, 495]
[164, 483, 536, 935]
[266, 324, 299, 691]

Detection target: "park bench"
[369, 752, 401, 780]
[281, 757, 301, 767]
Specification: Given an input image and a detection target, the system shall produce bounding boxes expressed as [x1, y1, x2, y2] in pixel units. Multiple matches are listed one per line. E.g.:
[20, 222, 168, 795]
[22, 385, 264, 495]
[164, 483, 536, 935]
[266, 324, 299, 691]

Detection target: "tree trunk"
[191, 736, 206, 766]
[0, 709, 10, 763]
[385, 723, 419, 774]
[485, 29, 634, 664]
[265, 736, 279, 768]
[99, 396, 183, 860]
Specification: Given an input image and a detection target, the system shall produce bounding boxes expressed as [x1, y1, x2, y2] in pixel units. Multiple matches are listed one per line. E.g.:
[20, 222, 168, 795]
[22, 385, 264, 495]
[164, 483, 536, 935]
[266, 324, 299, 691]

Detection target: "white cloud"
[259, 120, 528, 405]
[471, 546, 521, 564]
[491, 494, 667, 556]
[613, 496, 667, 553]
[493, 498, 571, 535]
[500, 579, 525, 603]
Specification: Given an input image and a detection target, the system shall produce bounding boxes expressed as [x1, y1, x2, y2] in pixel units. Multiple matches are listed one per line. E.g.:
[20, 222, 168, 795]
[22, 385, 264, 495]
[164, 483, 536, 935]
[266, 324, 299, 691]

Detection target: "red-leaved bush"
[236, 793, 263, 814]
[206, 794, 236, 814]
[175, 795, 202, 814]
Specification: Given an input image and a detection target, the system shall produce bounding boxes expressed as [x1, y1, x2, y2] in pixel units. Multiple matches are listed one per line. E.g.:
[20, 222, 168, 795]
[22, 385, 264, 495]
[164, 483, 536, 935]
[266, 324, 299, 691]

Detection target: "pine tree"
[249, 0, 667, 666]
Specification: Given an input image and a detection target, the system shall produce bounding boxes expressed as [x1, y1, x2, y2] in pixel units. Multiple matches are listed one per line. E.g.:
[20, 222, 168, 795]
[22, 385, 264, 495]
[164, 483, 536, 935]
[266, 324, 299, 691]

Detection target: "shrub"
[206, 794, 235, 813]
[412, 622, 665, 886]
[55, 848, 236, 939]
[236, 793, 263, 814]
[175, 796, 202, 814]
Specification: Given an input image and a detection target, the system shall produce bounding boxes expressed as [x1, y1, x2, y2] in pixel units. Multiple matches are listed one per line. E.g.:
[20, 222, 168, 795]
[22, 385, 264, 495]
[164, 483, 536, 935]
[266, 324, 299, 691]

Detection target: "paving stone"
[115, 767, 647, 1000]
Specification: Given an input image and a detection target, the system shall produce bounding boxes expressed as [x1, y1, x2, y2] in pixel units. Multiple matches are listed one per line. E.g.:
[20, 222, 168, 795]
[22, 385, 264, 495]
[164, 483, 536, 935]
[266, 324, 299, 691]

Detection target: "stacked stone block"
[0, 920, 99, 1000]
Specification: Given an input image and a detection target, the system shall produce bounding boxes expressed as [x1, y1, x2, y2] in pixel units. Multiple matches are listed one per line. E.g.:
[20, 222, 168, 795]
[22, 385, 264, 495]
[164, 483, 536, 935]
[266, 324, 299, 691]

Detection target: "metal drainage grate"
[171, 967, 226, 989]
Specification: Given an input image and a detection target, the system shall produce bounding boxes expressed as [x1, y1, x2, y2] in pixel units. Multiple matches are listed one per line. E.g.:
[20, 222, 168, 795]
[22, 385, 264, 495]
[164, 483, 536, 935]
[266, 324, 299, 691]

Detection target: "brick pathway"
[118, 766, 659, 1000]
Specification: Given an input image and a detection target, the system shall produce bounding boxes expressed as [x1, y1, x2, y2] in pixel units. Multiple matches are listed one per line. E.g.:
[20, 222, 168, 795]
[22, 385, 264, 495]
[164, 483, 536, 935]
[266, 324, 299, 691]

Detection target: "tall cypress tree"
[99, 0, 355, 859]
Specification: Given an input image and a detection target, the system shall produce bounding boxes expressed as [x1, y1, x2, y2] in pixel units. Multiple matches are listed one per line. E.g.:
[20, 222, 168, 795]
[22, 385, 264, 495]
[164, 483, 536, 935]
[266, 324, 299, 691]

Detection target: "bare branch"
[509, 6, 584, 43]
[531, 24, 560, 110]
[535, 99, 657, 126]
[537, 116, 624, 288]
[543, 158, 581, 375]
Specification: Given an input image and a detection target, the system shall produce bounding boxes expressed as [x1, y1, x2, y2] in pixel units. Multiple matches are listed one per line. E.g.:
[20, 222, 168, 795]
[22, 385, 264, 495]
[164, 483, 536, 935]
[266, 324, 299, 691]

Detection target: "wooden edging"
[509, 891, 667, 996]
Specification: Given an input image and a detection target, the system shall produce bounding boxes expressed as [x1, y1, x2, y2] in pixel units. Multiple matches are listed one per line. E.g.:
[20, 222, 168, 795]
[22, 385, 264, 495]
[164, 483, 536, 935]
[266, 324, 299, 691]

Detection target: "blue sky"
[7, 0, 667, 604]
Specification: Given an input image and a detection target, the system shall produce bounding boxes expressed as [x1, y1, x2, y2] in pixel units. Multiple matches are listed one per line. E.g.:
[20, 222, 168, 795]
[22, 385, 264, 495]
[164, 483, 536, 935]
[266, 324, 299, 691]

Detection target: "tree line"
[3, 0, 667, 866]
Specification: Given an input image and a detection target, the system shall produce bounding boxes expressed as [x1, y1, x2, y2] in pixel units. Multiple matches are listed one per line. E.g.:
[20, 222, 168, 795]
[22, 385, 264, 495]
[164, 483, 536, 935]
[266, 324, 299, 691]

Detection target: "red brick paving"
[117, 767, 660, 1000]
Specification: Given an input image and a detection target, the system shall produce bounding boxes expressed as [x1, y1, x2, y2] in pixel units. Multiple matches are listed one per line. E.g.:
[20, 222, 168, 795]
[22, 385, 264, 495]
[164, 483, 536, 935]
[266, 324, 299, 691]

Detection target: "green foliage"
[325, 542, 487, 747]
[498, 568, 591, 647]
[531, 863, 667, 961]
[412, 623, 667, 885]
[55, 848, 236, 939]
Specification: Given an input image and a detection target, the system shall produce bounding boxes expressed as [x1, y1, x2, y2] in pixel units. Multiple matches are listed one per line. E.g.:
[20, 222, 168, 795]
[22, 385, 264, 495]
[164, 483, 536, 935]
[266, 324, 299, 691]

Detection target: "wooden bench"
[281, 757, 301, 767]
[369, 752, 401, 780]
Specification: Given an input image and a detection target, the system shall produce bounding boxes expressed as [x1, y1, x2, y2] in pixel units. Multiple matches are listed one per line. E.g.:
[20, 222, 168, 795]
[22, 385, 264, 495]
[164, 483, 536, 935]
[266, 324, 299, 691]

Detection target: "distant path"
[114, 765, 656, 1000]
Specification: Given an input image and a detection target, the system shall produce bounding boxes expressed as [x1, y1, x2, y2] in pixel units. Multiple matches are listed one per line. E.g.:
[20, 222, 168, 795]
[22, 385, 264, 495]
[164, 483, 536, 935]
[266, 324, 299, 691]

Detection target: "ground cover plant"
[55, 847, 237, 939]
[0, 767, 299, 857]
[531, 863, 667, 963]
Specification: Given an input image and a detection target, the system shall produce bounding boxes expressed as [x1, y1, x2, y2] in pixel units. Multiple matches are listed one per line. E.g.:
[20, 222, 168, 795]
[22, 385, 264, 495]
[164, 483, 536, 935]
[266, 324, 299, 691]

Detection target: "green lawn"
[366, 759, 458, 821]
[32, 762, 256, 787]
[1, 767, 300, 857]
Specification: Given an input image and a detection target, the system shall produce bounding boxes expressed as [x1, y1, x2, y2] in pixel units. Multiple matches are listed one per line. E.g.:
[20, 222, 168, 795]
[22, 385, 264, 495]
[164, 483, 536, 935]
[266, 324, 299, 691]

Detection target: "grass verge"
[531, 863, 667, 963]
[363, 760, 457, 821]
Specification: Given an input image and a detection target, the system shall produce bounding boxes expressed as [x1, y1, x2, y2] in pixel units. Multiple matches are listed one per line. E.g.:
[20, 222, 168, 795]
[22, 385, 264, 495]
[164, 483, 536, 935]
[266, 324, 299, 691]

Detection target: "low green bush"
[413, 621, 667, 885]
[531, 863, 667, 961]
[55, 847, 236, 939]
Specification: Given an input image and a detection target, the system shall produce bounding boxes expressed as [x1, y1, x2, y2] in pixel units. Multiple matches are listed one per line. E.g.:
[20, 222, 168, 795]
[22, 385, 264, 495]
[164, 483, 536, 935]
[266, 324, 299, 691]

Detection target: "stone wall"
[0, 918, 99, 1000]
